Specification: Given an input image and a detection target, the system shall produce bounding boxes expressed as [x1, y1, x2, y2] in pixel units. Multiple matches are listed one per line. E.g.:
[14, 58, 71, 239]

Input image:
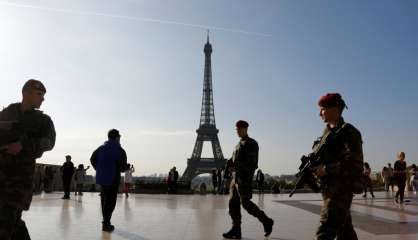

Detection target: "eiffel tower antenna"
[207, 29, 210, 43]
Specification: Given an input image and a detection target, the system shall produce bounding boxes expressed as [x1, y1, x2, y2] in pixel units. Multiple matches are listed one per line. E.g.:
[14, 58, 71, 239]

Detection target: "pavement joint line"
[276, 200, 418, 235]
[352, 201, 418, 215]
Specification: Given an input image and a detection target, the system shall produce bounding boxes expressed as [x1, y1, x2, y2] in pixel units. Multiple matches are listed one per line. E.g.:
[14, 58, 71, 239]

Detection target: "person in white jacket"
[124, 164, 135, 197]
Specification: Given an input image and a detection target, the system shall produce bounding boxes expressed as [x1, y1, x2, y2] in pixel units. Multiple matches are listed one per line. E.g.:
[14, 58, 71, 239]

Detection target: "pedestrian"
[271, 180, 281, 194]
[222, 120, 274, 239]
[363, 162, 375, 198]
[44, 166, 55, 193]
[256, 169, 265, 194]
[381, 166, 390, 192]
[169, 167, 179, 194]
[74, 164, 90, 196]
[394, 152, 407, 204]
[387, 163, 395, 192]
[90, 129, 127, 232]
[406, 164, 413, 191]
[223, 162, 232, 194]
[33, 166, 43, 193]
[167, 169, 172, 193]
[0, 79, 55, 239]
[124, 163, 135, 197]
[212, 169, 218, 194]
[411, 164, 418, 194]
[313, 93, 364, 240]
[216, 168, 223, 194]
[61, 155, 75, 199]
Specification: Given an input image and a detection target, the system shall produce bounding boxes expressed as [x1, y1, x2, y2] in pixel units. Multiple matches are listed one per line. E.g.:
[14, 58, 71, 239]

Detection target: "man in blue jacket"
[91, 129, 127, 232]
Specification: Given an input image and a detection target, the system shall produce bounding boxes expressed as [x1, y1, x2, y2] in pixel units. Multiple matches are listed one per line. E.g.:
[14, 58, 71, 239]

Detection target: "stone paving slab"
[20, 191, 418, 240]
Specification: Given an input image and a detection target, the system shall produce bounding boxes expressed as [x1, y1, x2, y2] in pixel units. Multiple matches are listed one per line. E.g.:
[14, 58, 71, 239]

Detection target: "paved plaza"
[23, 191, 418, 240]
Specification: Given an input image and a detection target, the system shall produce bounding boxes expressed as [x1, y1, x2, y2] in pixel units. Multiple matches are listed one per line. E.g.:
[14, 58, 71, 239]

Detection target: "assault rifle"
[289, 130, 333, 197]
[288, 153, 323, 197]
[0, 121, 20, 154]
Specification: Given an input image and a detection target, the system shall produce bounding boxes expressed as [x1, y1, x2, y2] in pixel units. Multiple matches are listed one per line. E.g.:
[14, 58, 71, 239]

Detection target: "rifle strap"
[312, 131, 331, 155]
[312, 123, 347, 155]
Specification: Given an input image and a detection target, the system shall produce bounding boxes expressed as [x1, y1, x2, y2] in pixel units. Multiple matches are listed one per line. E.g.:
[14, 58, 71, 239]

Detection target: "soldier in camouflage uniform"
[313, 93, 363, 240]
[0, 79, 56, 240]
[223, 120, 274, 239]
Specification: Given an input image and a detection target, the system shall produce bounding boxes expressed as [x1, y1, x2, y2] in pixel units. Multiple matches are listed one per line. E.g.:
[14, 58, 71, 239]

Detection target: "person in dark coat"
[168, 166, 179, 194]
[0, 79, 56, 240]
[394, 152, 407, 204]
[60, 155, 75, 199]
[43, 166, 55, 193]
[223, 162, 232, 194]
[212, 169, 218, 194]
[91, 129, 127, 232]
[362, 162, 375, 198]
[223, 120, 274, 239]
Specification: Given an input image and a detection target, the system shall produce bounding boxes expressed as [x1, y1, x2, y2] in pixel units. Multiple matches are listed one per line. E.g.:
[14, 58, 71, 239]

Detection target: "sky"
[0, 0, 417, 176]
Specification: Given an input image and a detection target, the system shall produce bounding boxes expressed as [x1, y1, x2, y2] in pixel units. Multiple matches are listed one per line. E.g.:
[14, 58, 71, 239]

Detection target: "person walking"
[0, 79, 56, 239]
[43, 166, 55, 193]
[212, 169, 218, 194]
[222, 120, 274, 239]
[124, 164, 135, 197]
[387, 163, 395, 192]
[168, 167, 179, 194]
[363, 162, 375, 198]
[74, 164, 90, 196]
[313, 93, 364, 240]
[256, 169, 265, 194]
[91, 129, 127, 232]
[223, 162, 232, 194]
[394, 152, 407, 204]
[167, 169, 172, 193]
[61, 155, 75, 199]
[411, 164, 418, 194]
[216, 168, 223, 194]
[381, 166, 390, 192]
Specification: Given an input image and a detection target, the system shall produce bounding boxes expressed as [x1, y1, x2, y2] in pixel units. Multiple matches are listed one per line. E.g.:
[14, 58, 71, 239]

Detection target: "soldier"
[0, 79, 56, 240]
[313, 93, 363, 240]
[223, 120, 274, 239]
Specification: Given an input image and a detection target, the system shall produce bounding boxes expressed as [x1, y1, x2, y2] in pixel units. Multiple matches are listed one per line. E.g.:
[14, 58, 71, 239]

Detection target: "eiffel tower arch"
[182, 34, 226, 182]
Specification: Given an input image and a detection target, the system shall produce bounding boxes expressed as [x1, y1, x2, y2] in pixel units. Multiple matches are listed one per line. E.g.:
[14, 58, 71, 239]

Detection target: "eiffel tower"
[182, 34, 226, 181]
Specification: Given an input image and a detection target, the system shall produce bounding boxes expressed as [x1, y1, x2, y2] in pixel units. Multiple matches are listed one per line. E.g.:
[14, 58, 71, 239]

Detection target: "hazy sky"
[1, 0, 417, 176]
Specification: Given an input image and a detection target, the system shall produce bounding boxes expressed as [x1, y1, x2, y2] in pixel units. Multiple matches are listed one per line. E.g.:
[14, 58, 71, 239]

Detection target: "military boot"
[102, 224, 115, 232]
[262, 217, 274, 237]
[222, 226, 242, 239]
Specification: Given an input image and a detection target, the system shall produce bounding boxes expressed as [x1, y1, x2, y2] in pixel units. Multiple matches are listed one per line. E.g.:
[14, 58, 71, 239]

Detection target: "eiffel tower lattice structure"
[182, 35, 226, 182]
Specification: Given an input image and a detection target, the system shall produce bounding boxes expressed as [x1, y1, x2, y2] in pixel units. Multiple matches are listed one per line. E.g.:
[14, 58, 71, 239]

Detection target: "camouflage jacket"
[231, 136, 259, 182]
[0, 103, 56, 210]
[319, 118, 364, 195]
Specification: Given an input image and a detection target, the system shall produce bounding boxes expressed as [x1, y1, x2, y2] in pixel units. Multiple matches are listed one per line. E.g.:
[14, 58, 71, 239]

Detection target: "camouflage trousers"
[228, 179, 270, 227]
[0, 205, 31, 240]
[314, 192, 358, 240]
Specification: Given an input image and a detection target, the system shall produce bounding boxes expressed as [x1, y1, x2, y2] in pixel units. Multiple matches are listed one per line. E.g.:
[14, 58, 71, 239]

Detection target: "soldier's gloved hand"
[314, 164, 327, 177]
[4, 142, 23, 155]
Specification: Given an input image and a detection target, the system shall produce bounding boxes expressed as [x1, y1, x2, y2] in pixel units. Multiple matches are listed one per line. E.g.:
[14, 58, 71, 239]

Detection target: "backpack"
[337, 123, 365, 194]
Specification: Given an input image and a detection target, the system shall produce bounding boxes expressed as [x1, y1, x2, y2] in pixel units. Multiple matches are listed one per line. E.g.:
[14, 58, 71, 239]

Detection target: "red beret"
[236, 120, 249, 128]
[22, 79, 46, 93]
[318, 93, 346, 109]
